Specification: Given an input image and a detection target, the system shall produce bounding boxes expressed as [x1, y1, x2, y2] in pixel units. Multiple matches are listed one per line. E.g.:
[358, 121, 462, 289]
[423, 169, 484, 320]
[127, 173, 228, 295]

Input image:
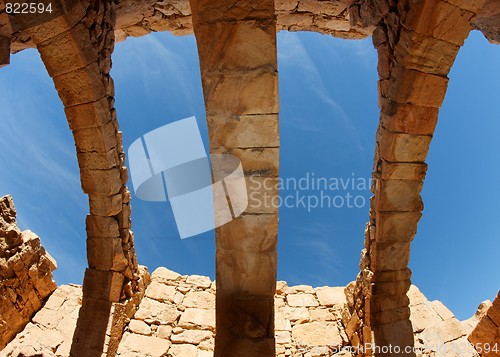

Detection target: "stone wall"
[0, 195, 57, 350]
[2, 266, 485, 357]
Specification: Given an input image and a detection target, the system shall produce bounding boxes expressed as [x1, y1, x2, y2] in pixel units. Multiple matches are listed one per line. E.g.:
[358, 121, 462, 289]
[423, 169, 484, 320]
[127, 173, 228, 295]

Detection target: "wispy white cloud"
[277, 32, 369, 152]
[289, 221, 342, 286]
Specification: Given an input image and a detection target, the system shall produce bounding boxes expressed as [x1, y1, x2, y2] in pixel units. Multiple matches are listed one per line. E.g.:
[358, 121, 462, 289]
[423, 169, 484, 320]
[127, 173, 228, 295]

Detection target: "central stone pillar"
[190, 0, 280, 355]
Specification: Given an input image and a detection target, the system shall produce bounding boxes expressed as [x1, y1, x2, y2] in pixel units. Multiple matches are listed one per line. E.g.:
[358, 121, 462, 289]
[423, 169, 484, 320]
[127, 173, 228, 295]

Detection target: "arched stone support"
[13, 0, 142, 355]
[190, 0, 280, 355]
[342, 0, 486, 355]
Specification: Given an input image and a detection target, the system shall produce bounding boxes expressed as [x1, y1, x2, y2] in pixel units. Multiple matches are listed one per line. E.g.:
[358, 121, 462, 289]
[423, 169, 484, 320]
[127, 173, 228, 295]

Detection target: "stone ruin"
[1, 0, 500, 356]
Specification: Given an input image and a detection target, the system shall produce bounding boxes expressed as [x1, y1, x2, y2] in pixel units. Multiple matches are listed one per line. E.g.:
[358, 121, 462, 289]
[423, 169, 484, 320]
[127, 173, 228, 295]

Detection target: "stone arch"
[342, 0, 488, 353]
[13, 0, 142, 355]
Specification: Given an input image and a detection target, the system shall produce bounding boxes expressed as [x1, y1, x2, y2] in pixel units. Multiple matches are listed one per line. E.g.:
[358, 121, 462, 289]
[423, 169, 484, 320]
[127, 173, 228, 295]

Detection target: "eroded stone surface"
[0, 195, 57, 350]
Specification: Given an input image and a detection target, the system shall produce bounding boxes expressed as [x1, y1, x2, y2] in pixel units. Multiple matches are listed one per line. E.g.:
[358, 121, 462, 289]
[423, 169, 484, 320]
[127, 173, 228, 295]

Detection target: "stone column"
[343, 0, 486, 355]
[13, 0, 142, 355]
[190, 0, 280, 355]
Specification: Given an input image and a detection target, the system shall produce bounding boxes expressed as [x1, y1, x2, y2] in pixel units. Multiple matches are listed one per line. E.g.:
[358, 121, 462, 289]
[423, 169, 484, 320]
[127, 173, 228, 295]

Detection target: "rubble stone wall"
[0, 195, 57, 350]
[2, 267, 485, 357]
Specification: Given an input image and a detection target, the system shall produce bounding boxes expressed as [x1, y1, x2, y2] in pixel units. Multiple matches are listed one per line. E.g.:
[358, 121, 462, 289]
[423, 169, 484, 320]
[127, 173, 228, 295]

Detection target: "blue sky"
[0, 29, 498, 320]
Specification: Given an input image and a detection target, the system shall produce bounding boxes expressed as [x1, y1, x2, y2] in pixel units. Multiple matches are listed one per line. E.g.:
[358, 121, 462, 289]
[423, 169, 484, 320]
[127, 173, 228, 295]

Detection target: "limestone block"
[208, 114, 279, 149]
[52, 62, 107, 107]
[118, 332, 170, 357]
[77, 149, 119, 171]
[178, 308, 215, 331]
[297, 0, 346, 16]
[82, 268, 124, 302]
[277, 12, 314, 29]
[24, 1, 86, 44]
[410, 302, 442, 332]
[216, 250, 276, 295]
[375, 211, 422, 242]
[446, 0, 486, 13]
[245, 176, 279, 214]
[395, 27, 460, 76]
[278, 306, 310, 321]
[89, 193, 123, 216]
[157, 325, 173, 339]
[287, 293, 319, 307]
[86, 237, 128, 271]
[420, 318, 466, 345]
[486, 293, 500, 326]
[386, 66, 449, 108]
[37, 23, 98, 78]
[380, 99, 439, 135]
[64, 98, 111, 131]
[216, 214, 277, 253]
[190, 0, 274, 23]
[315, 287, 346, 307]
[72, 120, 117, 153]
[469, 315, 498, 345]
[379, 161, 428, 180]
[275, 0, 298, 11]
[204, 72, 279, 117]
[194, 20, 276, 72]
[151, 267, 181, 282]
[227, 148, 279, 176]
[171, 330, 212, 344]
[134, 298, 180, 325]
[183, 290, 215, 309]
[145, 281, 177, 303]
[375, 179, 424, 212]
[374, 319, 415, 355]
[81, 168, 122, 196]
[276, 330, 292, 344]
[370, 241, 412, 272]
[431, 300, 455, 321]
[309, 308, 335, 321]
[168, 343, 199, 356]
[291, 322, 343, 347]
[401, 0, 474, 45]
[373, 306, 411, 325]
[285, 285, 315, 294]
[128, 319, 151, 336]
[372, 294, 410, 314]
[378, 127, 432, 163]
[86, 215, 120, 238]
[186, 275, 212, 289]
[275, 314, 292, 331]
